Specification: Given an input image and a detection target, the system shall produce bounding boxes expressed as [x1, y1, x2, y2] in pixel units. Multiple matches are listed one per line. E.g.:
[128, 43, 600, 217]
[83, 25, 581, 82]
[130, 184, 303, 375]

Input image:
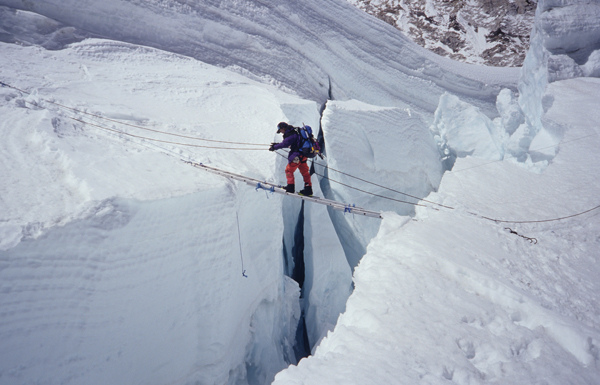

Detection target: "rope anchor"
[504, 227, 538, 244]
[236, 212, 248, 278]
[255, 182, 275, 198]
[344, 204, 356, 215]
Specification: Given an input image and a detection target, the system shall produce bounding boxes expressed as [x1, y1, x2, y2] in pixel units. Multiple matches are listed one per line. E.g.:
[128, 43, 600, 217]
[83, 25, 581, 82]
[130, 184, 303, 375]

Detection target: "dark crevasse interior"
[283, 83, 357, 364]
[284, 95, 331, 363]
[290, 202, 312, 361]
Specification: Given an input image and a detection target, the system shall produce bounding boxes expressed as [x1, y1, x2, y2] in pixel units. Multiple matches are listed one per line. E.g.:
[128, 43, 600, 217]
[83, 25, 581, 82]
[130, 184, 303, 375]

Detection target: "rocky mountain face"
[347, 0, 537, 67]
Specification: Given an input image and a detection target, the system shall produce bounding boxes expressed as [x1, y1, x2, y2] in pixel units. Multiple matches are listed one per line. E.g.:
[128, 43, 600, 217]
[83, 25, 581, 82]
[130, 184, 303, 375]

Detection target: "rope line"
[0, 80, 268, 146]
[275, 150, 441, 209]
[68, 115, 265, 150]
[3, 80, 598, 226]
[235, 212, 248, 278]
[315, 159, 453, 209]
[275, 151, 600, 224]
[311, 169, 427, 207]
[474, 203, 600, 224]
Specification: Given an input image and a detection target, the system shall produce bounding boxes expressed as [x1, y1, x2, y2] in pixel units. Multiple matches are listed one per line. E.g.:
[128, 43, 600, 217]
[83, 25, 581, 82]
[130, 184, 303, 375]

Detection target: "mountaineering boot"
[299, 184, 313, 197]
[285, 183, 295, 193]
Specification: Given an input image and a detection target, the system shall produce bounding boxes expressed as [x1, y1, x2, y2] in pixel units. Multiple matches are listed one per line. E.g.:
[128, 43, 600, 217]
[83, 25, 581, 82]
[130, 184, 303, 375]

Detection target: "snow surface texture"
[274, 77, 600, 384]
[1, 1, 599, 385]
[0, 40, 313, 385]
[0, 0, 518, 112]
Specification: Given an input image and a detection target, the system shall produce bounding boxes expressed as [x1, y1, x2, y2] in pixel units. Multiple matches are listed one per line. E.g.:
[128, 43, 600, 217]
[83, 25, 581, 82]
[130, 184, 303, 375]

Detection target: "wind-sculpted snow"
[0, 0, 518, 113]
[0, 190, 298, 385]
[0, 39, 321, 384]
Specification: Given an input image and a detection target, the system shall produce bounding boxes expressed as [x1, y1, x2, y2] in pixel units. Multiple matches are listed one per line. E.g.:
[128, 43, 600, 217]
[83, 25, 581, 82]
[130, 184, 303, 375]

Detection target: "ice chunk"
[582, 49, 600, 77]
[495, 88, 524, 136]
[431, 93, 503, 165]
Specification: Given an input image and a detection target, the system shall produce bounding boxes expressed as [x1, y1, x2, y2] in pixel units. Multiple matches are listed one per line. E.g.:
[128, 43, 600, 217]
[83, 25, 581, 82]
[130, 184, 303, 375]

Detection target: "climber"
[269, 122, 313, 196]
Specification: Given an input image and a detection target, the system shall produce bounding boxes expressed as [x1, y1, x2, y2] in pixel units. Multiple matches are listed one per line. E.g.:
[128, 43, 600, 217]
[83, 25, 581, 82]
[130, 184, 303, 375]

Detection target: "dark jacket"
[273, 128, 302, 163]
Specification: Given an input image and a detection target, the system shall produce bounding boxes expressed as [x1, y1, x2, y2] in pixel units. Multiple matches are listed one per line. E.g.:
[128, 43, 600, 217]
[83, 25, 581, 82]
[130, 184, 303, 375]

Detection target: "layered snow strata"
[0, 35, 324, 384]
[0, 0, 517, 113]
[0, 189, 298, 385]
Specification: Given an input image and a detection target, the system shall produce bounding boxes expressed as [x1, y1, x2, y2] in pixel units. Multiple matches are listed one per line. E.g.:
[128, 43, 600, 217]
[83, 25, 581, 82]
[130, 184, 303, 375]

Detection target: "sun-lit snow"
[273, 76, 600, 384]
[1, 0, 599, 385]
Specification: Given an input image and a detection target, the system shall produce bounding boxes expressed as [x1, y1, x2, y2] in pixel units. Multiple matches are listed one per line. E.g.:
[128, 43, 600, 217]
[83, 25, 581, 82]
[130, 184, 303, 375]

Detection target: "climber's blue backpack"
[296, 125, 321, 158]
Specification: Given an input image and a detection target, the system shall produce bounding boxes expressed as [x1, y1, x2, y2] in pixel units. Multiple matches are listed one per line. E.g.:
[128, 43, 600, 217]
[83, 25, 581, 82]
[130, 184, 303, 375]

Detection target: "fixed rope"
[235, 212, 248, 278]
[473, 204, 600, 224]
[3, 79, 598, 225]
[274, 150, 600, 225]
[274, 150, 440, 209]
[68, 115, 265, 150]
[0, 80, 268, 148]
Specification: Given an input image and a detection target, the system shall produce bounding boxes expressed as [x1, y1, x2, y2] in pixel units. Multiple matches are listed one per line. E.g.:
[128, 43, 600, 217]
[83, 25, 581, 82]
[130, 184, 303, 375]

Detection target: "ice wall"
[275, 103, 355, 356]
[0, 35, 317, 385]
[0, 188, 298, 385]
[319, 100, 444, 268]
[302, 191, 354, 353]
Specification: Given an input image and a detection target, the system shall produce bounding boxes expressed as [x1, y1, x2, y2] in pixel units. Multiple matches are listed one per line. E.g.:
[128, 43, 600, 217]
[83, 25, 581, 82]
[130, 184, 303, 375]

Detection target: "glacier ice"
[430, 92, 504, 167]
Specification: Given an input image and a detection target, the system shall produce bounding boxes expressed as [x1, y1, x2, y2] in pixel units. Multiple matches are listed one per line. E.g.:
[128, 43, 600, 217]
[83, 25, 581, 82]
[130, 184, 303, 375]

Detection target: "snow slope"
[1, 0, 599, 384]
[0, 0, 518, 112]
[0, 39, 316, 385]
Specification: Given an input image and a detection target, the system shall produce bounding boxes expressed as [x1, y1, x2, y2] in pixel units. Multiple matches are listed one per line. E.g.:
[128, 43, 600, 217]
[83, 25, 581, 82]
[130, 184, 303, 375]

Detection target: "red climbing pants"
[285, 156, 311, 186]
